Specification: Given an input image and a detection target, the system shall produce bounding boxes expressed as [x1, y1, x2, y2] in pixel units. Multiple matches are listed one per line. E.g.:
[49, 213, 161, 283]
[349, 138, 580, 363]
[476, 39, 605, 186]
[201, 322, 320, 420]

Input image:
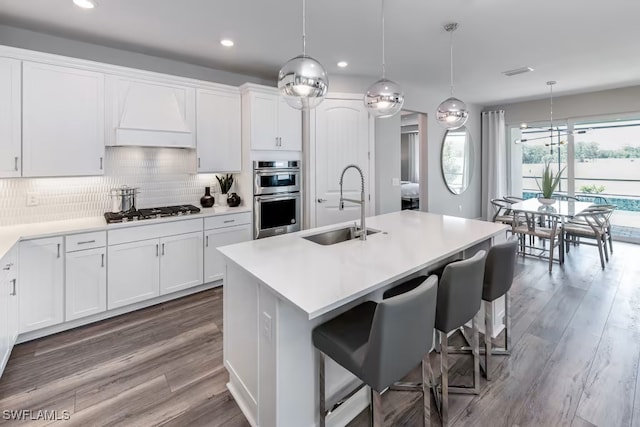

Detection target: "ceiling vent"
[502, 66, 534, 77]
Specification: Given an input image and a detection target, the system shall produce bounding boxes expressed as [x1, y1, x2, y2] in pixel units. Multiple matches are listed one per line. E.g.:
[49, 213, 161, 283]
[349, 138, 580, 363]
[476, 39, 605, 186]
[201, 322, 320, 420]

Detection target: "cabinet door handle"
[162, 243, 165, 256]
[223, 219, 235, 223]
[279, 137, 282, 147]
[57, 243, 61, 258]
[99, 157, 103, 170]
[10, 279, 16, 296]
[101, 253, 105, 268]
[198, 157, 201, 168]
[206, 235, 209, 247]
[77, 240, 96, 245]
[156, 244, 159, 257]
[14, 156, 19, 171]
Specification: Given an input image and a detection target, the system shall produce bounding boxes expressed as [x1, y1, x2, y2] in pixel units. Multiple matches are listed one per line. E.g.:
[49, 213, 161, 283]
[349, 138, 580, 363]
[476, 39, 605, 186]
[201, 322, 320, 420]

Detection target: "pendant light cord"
[381, 0, 386, 78]
[549, 81, 554, 153]
[449, 29, 454, 96]
[302, 0, 306, 56]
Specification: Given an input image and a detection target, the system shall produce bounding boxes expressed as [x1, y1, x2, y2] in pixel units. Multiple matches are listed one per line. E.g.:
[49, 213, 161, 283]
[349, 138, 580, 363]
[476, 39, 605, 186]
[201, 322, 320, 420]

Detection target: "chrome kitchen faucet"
[338, 164, 367, 241]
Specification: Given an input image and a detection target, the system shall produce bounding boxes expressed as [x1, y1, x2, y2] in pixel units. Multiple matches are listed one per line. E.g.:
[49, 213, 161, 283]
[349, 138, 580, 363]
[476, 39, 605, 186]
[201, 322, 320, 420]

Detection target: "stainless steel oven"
[253, 160, 301, 239]
[253, 160, 300, 195]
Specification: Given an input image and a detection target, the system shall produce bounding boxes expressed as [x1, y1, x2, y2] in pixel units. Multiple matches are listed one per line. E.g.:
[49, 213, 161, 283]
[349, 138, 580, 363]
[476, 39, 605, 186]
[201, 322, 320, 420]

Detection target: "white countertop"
[0, 205, 251, 261]
[219, 210, 508, 319]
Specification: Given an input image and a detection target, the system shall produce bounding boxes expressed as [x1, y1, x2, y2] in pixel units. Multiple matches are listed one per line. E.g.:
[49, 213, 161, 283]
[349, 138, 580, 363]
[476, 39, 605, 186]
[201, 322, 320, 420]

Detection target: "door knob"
[317, 198, 327, 203]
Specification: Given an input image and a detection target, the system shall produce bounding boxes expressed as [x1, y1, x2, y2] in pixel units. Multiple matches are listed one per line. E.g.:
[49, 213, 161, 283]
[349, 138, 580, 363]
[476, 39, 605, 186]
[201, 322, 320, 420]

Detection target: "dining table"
[508, 198, 594, 264]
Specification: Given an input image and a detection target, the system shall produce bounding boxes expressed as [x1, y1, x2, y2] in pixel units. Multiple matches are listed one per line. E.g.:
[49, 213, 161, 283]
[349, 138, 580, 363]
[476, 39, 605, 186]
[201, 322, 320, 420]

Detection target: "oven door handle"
[255, 194, 301, 202]
[254, 168, 300, 174]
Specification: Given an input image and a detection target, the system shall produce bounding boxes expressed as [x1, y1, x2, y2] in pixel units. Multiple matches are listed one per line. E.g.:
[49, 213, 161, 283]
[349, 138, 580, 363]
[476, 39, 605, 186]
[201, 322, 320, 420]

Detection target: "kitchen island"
[219, 210, 508, 427]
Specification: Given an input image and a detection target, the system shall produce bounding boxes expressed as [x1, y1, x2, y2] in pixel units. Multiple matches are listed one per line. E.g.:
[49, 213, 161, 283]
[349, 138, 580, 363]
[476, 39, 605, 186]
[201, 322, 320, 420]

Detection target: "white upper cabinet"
[0, 58, 21, 178]
[242, 84, 302, 151]
[22, 62, 105, 177]
[196, 88, 241, 172]
[277, 97, 303, 151]
[106, 75, 196, 148]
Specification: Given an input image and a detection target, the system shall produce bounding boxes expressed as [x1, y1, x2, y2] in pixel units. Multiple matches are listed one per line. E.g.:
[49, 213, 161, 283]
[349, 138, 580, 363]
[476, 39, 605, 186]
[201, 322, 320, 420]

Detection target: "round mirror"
[441, 126, 474, 194]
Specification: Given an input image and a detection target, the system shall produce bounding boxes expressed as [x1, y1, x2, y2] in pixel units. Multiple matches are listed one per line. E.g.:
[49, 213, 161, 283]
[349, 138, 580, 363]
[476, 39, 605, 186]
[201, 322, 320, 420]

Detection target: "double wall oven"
[253, 161, 301, 239]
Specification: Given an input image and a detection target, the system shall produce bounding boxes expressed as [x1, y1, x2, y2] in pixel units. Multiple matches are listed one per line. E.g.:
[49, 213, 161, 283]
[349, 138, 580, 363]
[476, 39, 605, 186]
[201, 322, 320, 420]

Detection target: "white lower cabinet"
[65, 247, 107, 321]
[19, 237, 64, 333]
[204, 224, 252, 283]
[160, 231, 203, 295]
[108, 239, 160, 310]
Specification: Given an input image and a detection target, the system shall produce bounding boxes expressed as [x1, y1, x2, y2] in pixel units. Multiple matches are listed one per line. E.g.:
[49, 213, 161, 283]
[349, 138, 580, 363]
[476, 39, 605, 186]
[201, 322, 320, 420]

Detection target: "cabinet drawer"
[66, 231, 106, 252]
[205, 212, 252, 230]
[109, 218, 203, 246]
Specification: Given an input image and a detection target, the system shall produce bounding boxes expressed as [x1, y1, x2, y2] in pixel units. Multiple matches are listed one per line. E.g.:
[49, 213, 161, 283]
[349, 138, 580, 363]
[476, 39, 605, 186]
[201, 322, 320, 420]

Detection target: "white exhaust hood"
[106, 76, 196, 148]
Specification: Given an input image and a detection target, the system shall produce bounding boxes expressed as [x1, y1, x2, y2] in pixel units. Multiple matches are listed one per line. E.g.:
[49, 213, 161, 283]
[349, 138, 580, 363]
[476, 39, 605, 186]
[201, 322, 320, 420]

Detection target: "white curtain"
[481, 110, 507, 220]
[402, 132, 419, 182]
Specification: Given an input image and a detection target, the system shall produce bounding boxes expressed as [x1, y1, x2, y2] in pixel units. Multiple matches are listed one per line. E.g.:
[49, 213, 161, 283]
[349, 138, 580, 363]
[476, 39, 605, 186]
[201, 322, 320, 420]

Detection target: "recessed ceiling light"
[73, 0, 96, 9]
[220, 39, 234, 47]
[337, 61, 348, 68]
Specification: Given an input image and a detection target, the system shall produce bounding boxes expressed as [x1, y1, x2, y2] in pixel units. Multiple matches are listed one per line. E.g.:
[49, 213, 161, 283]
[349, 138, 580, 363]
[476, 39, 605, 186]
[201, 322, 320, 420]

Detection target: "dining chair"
[564, 208, 612, 269]
[512, 211, 562, 272]
[490, 199, 522, 236]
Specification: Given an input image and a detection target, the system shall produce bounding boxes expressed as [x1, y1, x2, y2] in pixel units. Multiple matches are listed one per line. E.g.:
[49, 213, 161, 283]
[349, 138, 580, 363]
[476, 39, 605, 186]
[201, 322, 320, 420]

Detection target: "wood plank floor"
[0, 241, 639, 426]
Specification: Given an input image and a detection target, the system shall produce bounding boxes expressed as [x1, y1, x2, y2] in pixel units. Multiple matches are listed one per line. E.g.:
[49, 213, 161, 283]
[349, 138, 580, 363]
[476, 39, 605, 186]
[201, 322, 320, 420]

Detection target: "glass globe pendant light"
[436, 23, 469, 129]
[363, 0, 404, 118]
[277, 0, 328, 110]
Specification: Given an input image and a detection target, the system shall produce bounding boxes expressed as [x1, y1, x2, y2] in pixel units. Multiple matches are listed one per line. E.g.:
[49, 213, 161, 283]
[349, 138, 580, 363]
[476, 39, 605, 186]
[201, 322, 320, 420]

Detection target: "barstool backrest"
[483, 237, 518, 302]
[362, 275, 438, 391]
[435, 250, 487, 333]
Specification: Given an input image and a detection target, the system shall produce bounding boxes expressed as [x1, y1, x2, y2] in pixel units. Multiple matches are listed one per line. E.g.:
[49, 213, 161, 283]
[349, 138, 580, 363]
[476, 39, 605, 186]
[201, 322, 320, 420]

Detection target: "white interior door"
[314, 99, 372, 227]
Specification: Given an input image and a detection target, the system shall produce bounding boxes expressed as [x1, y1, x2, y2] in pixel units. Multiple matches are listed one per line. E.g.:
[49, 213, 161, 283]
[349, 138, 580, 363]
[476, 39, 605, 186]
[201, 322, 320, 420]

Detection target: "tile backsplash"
[0, 147, 233, 226]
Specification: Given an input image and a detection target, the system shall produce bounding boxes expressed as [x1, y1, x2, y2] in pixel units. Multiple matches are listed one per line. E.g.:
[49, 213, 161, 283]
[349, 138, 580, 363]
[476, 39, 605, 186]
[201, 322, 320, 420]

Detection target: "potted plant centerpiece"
[536, 160, 565, 205]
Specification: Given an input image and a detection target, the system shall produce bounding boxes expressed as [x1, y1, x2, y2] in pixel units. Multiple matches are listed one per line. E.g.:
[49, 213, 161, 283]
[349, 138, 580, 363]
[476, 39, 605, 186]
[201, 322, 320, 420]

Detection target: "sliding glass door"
[510, 117, 640, 242]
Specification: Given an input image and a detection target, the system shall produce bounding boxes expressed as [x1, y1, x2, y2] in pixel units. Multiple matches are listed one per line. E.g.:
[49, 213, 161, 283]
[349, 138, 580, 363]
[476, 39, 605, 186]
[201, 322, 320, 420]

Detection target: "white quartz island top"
[219, 210, 508, 319]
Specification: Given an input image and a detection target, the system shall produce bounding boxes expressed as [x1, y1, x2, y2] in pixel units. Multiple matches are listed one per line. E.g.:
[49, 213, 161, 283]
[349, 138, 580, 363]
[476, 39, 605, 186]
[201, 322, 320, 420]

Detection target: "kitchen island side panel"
[224, 260, 259, 426]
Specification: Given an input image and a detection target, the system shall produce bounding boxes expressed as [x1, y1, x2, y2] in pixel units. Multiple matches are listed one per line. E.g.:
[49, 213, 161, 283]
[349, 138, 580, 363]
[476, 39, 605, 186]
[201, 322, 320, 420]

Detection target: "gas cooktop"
[104, 204, 201, 224]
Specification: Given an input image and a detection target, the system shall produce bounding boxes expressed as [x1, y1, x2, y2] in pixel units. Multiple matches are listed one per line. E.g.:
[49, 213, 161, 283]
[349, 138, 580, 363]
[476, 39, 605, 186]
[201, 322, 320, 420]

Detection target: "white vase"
[537, 197, 556, 205]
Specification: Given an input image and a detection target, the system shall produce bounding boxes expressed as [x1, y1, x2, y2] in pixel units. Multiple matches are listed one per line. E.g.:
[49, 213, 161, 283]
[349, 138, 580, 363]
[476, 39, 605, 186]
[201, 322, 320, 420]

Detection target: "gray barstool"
[312, 275, 438, 427]
[480, 237, 518, 380]
[383, 251, 487, 426]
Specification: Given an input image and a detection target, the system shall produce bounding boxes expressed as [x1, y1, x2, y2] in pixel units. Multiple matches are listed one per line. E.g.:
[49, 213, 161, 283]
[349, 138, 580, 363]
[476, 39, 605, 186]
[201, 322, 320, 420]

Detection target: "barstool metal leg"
[422, 353, 432, 427]
[319, 351, 326, 427]
[505, 292, 511, 354]
[472, 314, 480, 394]
[371, 389, 383, 427]
[484, 301, 493, 381]
[440, 331, 449, 427]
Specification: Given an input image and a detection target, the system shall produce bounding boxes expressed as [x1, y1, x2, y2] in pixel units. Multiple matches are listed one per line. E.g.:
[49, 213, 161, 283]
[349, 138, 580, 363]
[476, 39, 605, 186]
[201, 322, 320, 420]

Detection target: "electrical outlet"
[458, 204, 463, 213]
[392, 178, 400, 186]
[262, 312, 272, 343]
[26, 192, 40, 207]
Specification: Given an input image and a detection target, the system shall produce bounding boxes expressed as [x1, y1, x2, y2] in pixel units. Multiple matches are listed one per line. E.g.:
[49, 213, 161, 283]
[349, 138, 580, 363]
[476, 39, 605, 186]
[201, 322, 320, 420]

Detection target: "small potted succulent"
[536, 161, 565, 205]
[216, 174, 241, 207]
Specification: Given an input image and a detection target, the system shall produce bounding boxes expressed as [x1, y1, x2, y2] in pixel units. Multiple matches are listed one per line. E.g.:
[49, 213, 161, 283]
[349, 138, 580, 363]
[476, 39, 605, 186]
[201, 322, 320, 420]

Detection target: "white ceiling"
[1, 0, 639, 105]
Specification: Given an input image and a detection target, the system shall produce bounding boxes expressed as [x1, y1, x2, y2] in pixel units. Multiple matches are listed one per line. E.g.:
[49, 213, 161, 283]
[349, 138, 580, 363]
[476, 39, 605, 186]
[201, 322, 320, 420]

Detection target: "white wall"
[486, 85, 640, 125]
[375, 115, 401, 215]
[331, 74, 483, 218]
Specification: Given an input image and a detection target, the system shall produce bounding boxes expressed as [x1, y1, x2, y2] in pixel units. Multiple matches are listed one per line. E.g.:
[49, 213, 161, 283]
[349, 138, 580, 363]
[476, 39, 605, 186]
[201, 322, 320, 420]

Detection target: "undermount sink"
[302, 226, 380, 246]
